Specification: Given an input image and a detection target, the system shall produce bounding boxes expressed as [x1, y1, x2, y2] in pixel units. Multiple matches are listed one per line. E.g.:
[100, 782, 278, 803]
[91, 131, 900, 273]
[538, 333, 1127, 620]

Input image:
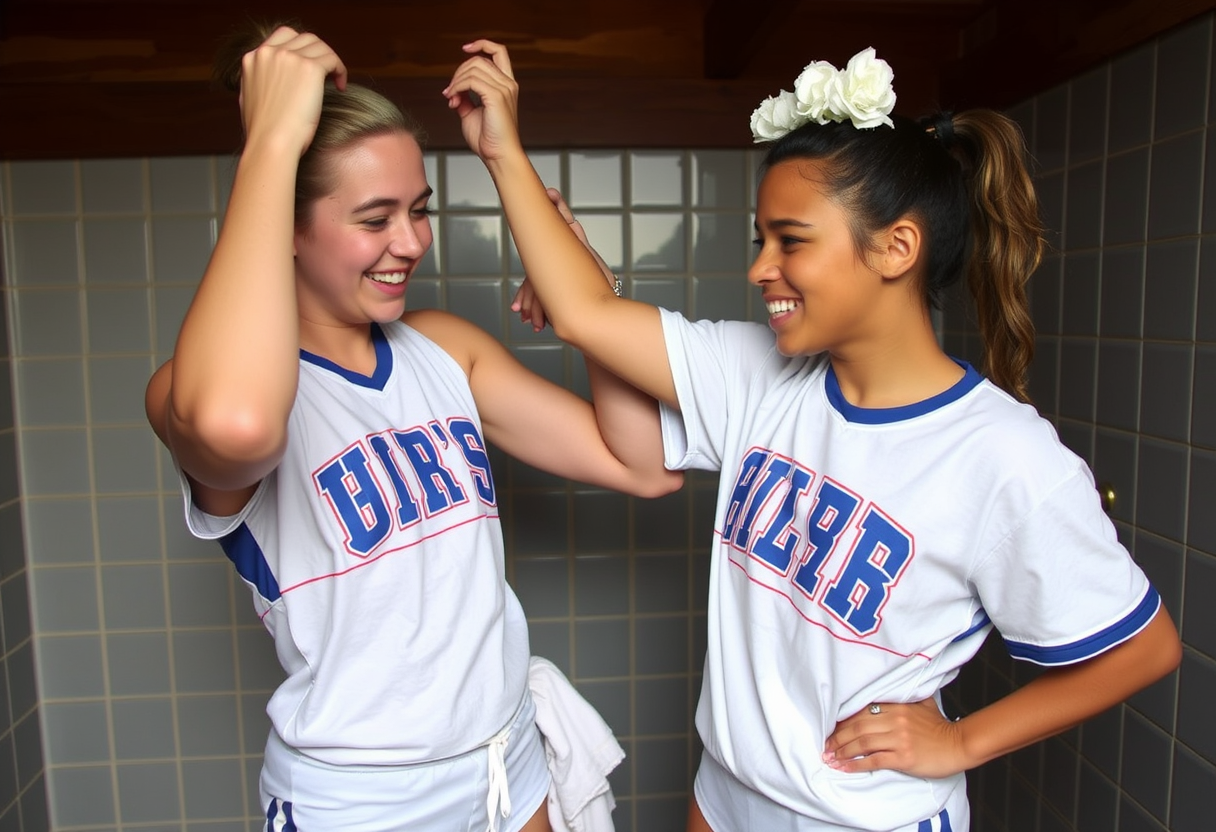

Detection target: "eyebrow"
[755, 217, 815, 232]
[352, 187, 434, 214]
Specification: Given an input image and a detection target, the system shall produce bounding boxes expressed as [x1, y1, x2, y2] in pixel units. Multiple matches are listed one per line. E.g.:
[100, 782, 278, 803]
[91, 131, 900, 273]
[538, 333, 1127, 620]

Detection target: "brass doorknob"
[1097, 482, 1116, 515]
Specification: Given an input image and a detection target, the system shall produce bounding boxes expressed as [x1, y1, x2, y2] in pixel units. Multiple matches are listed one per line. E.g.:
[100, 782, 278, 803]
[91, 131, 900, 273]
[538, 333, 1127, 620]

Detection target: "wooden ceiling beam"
[702, 0, 802, 79]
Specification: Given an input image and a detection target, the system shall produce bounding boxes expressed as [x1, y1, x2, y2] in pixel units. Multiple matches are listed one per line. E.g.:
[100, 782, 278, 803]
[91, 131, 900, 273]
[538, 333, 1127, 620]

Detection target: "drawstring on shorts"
[484, 722, 513, 832]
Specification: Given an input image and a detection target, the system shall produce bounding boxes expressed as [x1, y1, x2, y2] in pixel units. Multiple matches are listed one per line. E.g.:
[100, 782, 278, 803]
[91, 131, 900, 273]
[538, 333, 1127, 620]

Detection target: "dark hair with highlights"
[760, 110, 1044, 403]
[213, 19, 427, 228]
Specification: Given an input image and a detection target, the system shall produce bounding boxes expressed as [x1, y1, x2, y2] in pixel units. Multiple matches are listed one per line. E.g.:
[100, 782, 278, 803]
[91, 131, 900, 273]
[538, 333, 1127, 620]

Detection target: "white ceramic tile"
[48, 765, 116, 827]
[573, 214, 624, 271]
[631, 213, 685, 272]
[692, 150, 746, 209]
[115, 762, 181, 823]
[81, 159, 145, 214]
[446, 278, 504, 338]
[630, 151, 684, 207]
[10, 220, 79, 286]
[89, 356, 153, 425]
[9, 160, 76, 215]
[102, 564, 167, 629]
[444, 153, 499, 208]
[150, 216, 215, 284]
[444, 215, 501, 275]
[569, 152, 622, 207]
[150, 157, 215, 213]
[44, 701, 110, 764]
[87, 289, 152, 354]
[97, 496, 163, 563]
[112, 698, 177, 759]
[153, 284, 197, 354]
[14, 288, 84, 357]
[693, 213, 748, 273]
[83, 218, 148, 286]
[91, 426, 159, 493]
[17, 358, 86, 427]
[20, 428, 90, 495]
[36, 634, 106, 698]
[529, 151, 562, 193]
[24, 498, 95, 565]
[32, 565, 101, 632]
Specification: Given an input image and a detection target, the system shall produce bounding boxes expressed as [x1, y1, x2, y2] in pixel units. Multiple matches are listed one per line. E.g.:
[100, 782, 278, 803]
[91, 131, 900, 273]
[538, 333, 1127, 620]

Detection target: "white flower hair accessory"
[750, 47, 896, 142]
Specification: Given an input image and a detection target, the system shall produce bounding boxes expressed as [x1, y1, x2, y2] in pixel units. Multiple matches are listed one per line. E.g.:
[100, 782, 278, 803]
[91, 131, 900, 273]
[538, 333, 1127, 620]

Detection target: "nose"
[388, 218, 429, 260]
[747, 247, 779, 287]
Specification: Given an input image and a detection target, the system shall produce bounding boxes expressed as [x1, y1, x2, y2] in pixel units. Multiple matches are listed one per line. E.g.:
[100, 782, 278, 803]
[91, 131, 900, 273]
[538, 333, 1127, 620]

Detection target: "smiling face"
[293, 131, 434, 333]
[750, 159, 887, 358]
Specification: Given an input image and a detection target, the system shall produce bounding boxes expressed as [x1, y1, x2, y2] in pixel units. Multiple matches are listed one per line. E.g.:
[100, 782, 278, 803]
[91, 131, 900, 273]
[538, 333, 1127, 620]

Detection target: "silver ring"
[869, 703, 882, 715]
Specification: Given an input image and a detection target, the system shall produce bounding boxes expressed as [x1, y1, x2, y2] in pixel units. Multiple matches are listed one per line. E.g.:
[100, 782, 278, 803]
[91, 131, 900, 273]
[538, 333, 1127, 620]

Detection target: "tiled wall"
[0, 145, 768, 830]
[942, 13, 1216, 832]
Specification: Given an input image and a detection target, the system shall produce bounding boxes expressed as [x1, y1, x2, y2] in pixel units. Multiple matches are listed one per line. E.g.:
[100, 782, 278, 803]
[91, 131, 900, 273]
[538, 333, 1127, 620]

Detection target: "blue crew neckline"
[299, 323, 393, 390]
[825, 358, 983, 424]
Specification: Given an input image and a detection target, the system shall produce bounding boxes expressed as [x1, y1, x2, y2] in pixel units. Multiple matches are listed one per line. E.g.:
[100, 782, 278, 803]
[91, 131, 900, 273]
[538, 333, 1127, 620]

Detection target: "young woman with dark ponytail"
[447, 41, 1183, 832]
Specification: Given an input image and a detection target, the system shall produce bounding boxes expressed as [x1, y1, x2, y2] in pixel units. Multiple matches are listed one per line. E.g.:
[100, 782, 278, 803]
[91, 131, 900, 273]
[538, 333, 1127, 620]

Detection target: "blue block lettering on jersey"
[367, 434, 423, 528]
[315, 445, 393, 556]
[822, 507, 913, 635]
[750, 458, 814, 574]
[449, 418, 496, 506]
[392, 427, 467, 514]
[792, 478, 860, 597]
[723, 448, 771, 548]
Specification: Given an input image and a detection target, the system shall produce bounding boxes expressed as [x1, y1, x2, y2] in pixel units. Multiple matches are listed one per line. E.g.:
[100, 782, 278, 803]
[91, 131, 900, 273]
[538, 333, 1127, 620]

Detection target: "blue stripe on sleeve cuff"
[1003, 587, 1161, 666]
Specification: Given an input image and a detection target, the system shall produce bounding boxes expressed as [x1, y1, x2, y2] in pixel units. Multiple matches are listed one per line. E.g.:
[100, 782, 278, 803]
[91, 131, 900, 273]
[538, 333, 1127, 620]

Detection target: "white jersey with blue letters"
[658, 309, 1158, 830]
[181, 321, 529, 766]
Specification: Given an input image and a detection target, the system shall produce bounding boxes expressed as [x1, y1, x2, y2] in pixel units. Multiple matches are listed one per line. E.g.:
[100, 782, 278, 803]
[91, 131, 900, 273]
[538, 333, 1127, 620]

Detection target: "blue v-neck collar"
[825, 358, 983, 424]
[299, 323, 393, 391]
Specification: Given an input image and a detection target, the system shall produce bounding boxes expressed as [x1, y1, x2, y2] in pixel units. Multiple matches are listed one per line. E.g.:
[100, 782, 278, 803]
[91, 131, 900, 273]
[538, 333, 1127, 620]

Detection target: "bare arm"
[444, 40, 678, 408]
[822, 606, 1182, 778]
[407, 310, 682, 498]
[151, 28, 347, 492]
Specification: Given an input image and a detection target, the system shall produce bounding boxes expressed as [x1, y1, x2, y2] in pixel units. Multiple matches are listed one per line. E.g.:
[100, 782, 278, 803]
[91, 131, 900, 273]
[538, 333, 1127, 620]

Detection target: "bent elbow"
[631, 469, 685, 499]
[180, 400, 287, 470]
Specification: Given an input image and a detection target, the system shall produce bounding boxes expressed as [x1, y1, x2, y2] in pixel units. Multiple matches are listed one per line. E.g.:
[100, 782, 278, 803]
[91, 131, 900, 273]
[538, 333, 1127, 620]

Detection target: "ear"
[875, 218, 921, 281]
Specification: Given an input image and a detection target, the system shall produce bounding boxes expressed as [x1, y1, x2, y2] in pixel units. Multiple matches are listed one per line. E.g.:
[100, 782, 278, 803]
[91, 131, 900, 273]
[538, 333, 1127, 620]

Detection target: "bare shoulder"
[400, 309, 500, 373]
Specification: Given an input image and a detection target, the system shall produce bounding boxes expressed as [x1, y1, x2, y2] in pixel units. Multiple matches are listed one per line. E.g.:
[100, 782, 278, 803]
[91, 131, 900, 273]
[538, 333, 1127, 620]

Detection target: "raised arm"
[443, 40, 678, 408]
[821, 605, 1182, 778]
[146, 28, 346, 494]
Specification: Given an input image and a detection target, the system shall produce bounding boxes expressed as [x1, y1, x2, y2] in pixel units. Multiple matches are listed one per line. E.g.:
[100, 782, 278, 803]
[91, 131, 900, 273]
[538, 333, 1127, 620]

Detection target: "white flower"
[832, 47, 896, 129]
[792, 60, 839, 123]
[750, 89, 804, 143]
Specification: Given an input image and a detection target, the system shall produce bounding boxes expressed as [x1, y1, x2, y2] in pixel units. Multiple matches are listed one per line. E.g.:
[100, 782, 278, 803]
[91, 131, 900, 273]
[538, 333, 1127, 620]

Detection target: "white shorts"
[694, 749, 970, 832]
[260, 692, 550, 832]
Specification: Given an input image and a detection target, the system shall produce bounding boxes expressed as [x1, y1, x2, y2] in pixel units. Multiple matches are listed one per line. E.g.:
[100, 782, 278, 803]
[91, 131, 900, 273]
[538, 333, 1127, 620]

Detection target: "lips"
[365, 271, 409, 285]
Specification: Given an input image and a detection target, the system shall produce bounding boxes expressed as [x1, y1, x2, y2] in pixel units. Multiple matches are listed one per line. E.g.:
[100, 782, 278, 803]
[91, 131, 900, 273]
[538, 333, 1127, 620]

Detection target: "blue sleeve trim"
[952, 610, 992, 643]
[219, 523, 281, 603]
[1003, 587, 1160, 666]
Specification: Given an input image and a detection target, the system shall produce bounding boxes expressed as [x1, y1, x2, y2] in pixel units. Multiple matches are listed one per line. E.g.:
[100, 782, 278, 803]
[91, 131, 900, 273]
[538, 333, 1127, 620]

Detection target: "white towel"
[528, 656, 625, 832]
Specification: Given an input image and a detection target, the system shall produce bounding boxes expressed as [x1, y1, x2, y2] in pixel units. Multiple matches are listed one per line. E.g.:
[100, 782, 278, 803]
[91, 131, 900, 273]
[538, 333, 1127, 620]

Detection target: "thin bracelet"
[611, 275, 623, 297]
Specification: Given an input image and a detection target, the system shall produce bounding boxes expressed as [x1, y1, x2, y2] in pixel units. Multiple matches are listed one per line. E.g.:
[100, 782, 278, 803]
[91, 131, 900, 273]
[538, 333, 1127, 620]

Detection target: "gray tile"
[150, 216, 214, 284]
[692, 213, 748, 274]
[107, 632, 172, 696]
[49, 764, 116, 827]
[1204, 128, 1216, 234]
[98, 496, 162, 563]
[1136, 437, 1189, 541]
[1128, 661, 1178, 732]
[1135, 531, 1184, 624]
[87, 289, 152, 353]
[633, 737, 689, 795]
[1058, 420, 1094, 465]
[33, 566, 100, 632]
[83, 218, 148, 286]
[241, 691, 274, 752]
[177, 695, 241, 757]
[575, 214, 624, 272]
[1077, 761, 1118, 832]
[1184, 550, 1216, 657]
[1058, 338, 1096, 422]
[1096, 342, 1140, 431]
[0, 433, 16, 506]
[630, 152, 684, 207]
[631, 277, 686, 314]
[512, 557, 570, 619]
[1099, 245, 1145, 337]
[1029, 336, 1060, 415]
[633, 490, 689, 551]
[35, 634, 106, 698]
[173, 630, 237, 693]
[0, 734, 15, 821]
[1037, 172, 1066, 252]
[512, 343, 565, 387]
[81, 158, 145, 214]
[1190, 449, 1216, 554]
[443, 153, 499, 208]
[575, 618, 629, 678]
[1144, 239, 1198, 341]
[17, 358, 86, 427]
[447, 277, 504, 337]
[17, 771, 48, 831]
[1104, 150, 1150, 246]
[1034, 85, 1070, 173]
[153, 284, 196, 354]
[1195, 346, 1216, 449]
[150, 157, 215, 213]
[1080, 704, 1122, 778]
[1064, 165, 1103, 252]
[692, 275, 749, 323]
[631, 213, 685, 272]
[1139, 342, 1193, 442]
[1178, 649, 1216, 763]
[634, 554, 689, 614]
[444, 216, 502, 275]
[405, 277, 442, 311]
[90, 356, 154, 425]
[573, 555, 630, 616]
[15, 289, 84, 357]
[527, 152, 562, 195]
[1069, 67, 1109, 164]
[102, 564, 167, 629]
[569, 153, 623, 208]
[528, 620, 571, 675]
[0, 503, 22, 581]
[10, 221, 79, 288]
[510, 489, 569, 555]
[572, 491, 629, 552]
[168, 562, 234, 628]
[10, 160, 76, 215]
[1119, 793, 1167, 831]
[1062, 252, 1100, 333]
[1109, 43, 1156, 153]
[634, 615, 688, 674]
[163, 495, 222, 562]
[692, 150, 746, 209]
[235, 627, 284, 692]
[1171, 743, 1216, 832]
[1148, 131, 1204, 240]
[44, 701, 110, 764]
[92, 426, 159, 493]
[7, 644, 38, 725]
[116, 761, 181, 823]
[574, 679, 630, 737]
[1154, 16, 1211, 139]
[112, 697, 177, 759]
[634, 676, 688, 735]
